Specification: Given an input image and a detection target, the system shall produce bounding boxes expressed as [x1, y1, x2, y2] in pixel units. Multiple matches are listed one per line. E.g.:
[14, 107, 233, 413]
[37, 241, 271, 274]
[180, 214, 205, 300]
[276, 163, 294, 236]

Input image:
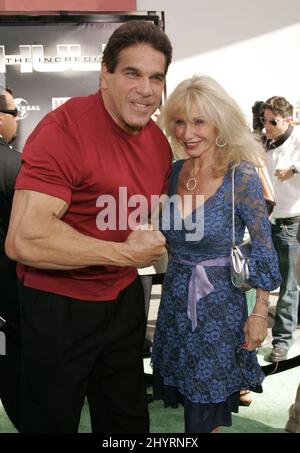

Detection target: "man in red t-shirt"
[6, 21, 173, 433]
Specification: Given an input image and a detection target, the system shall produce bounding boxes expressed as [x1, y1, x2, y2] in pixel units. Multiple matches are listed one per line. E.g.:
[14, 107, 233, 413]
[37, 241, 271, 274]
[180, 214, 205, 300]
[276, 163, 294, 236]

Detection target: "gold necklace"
[186, 177, 197, 191]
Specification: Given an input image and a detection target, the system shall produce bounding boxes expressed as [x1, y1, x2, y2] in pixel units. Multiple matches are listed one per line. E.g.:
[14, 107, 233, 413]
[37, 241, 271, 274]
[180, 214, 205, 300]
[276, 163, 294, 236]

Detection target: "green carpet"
[149, 366, 299, 433]
[1, 365, 299, 433]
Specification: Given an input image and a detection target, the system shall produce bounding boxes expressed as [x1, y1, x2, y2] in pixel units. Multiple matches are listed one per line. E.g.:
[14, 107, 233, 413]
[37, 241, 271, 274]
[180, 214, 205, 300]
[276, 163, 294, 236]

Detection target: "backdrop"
[0, 13, 161, 151]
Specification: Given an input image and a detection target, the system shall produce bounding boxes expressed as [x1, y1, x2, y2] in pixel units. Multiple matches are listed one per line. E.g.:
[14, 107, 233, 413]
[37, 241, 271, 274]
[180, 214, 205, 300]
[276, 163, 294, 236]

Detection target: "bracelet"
[251, 313, 267, 321]
[256, 295, 270, 307]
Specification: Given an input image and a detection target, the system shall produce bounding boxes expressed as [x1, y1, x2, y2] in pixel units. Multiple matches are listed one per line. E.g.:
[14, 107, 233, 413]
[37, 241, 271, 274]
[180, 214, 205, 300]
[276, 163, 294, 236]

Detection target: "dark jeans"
[272, 222, 300, 349]
[19, 277, 149, 433]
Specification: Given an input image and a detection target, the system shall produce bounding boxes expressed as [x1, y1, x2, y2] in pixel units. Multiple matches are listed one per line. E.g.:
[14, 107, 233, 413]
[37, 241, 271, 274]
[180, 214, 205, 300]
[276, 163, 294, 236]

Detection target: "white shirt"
[265, 126, 300, 218]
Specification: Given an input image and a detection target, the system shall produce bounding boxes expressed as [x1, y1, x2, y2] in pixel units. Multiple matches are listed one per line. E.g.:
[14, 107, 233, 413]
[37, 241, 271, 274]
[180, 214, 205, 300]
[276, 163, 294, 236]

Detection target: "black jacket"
[0, 136, 21, 312]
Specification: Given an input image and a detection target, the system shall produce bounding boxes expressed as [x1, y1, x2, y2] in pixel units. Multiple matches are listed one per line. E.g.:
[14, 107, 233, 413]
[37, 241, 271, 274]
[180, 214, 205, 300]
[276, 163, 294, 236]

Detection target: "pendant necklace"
[186, 177, 197, 191]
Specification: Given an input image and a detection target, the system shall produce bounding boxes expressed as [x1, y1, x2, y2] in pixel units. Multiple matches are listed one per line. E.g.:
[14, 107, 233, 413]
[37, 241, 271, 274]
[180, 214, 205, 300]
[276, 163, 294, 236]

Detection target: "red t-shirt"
[15, 91, 172, 301]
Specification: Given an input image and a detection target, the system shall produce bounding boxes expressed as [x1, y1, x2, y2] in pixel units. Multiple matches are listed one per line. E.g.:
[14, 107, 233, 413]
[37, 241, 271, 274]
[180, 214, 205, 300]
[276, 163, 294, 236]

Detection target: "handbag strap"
[231, 166, 252, 249]
[231, 167, 236, 246]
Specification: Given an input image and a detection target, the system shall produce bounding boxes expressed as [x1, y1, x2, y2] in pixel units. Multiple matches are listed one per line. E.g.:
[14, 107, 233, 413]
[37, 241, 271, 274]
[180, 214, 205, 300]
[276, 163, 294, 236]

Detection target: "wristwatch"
[291, 165, 298, 175]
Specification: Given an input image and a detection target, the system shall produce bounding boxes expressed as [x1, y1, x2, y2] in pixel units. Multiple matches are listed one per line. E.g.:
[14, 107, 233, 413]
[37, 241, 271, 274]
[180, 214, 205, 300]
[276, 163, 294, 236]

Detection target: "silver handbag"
[230, 167, 252, 292]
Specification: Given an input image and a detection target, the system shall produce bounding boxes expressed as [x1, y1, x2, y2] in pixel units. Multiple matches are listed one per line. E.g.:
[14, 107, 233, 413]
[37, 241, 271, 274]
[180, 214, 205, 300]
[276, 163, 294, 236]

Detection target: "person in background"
[285, 382, 300, 433]
[151, 75, 281, 433]
[252, 101, 265, 135]
[285, 221, 300, 433]
[250, 100, 276, 217]
[0, 85, 20, 429]
[5, 20, 173, 433]
[262, 96, 300, 362]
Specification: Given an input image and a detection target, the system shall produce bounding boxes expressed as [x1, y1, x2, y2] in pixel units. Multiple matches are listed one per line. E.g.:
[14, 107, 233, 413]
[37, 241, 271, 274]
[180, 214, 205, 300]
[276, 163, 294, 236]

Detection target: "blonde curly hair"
[158, 75, 265, 176]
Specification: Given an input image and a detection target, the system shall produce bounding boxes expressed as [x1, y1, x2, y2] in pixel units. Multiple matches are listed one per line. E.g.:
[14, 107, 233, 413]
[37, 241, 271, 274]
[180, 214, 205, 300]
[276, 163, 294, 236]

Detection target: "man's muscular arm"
[5, 190, 166, 270]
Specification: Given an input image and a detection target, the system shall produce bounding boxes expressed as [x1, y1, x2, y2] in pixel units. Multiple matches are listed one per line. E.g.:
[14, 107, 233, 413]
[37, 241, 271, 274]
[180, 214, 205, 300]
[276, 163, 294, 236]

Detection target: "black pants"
[0, 310, 20, 430]
[0, 256, 21, 430]
[19, 277, 149, 433]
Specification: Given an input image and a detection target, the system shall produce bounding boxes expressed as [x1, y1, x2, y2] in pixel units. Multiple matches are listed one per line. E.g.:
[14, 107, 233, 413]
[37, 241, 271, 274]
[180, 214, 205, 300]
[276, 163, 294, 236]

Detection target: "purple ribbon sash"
[170, 256, 230, 332]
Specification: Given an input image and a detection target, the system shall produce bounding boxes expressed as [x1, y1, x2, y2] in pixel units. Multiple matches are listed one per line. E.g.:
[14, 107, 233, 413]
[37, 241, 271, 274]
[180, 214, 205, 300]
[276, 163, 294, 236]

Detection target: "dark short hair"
[263, 96, 293, 118]
[252, 101, 265, 131]
[0, 85, 13, 110]
[102, 20, 172, 74]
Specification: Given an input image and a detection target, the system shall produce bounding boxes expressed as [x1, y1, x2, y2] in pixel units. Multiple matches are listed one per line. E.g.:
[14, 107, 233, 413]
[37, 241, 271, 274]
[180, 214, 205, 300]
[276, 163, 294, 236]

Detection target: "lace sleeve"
[235, 162, 281, 291]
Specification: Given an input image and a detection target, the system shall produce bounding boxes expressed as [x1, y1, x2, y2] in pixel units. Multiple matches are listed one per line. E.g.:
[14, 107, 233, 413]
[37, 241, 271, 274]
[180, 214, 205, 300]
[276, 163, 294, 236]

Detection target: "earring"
[216, 136, 227, 148]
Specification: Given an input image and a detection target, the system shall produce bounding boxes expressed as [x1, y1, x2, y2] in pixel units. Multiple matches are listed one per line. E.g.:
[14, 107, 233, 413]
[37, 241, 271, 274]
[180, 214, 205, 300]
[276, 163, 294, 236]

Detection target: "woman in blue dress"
[151, 75, 281, 433]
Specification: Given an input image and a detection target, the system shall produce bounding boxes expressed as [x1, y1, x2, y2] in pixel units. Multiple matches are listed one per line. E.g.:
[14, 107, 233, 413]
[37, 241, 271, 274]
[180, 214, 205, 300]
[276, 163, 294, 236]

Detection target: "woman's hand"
[243, 314, 267, 351]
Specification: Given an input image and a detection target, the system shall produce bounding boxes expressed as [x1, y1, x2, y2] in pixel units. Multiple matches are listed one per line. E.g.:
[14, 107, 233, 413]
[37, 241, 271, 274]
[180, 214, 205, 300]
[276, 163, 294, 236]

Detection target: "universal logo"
[0, 44, 105, 73]
[14, 98, 41, 120]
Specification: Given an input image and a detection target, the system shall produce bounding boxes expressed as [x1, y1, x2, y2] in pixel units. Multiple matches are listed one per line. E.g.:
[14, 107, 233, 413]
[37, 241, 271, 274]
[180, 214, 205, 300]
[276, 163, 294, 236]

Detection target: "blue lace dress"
[151, 160, 281, 432]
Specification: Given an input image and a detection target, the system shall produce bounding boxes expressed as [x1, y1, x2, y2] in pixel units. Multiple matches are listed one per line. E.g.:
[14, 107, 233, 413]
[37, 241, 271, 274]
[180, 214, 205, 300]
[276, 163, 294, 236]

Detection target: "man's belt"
[274, 216, 300, 226]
